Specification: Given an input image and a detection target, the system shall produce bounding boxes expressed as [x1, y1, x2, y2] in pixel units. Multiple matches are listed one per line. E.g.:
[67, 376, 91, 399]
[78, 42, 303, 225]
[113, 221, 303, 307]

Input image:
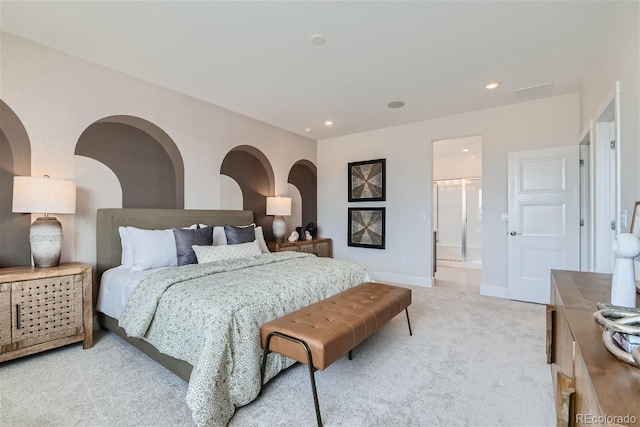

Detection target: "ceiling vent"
[514, 82, 553, 98]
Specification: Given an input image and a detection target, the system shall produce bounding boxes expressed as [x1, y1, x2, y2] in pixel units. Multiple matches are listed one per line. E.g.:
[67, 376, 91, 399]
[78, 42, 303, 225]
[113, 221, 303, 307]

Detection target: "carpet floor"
[0, 285, 555, 426]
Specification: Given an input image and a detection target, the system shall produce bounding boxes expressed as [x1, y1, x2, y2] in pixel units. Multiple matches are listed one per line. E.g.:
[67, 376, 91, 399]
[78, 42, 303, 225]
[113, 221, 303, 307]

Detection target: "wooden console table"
[548, 270, 640, 426]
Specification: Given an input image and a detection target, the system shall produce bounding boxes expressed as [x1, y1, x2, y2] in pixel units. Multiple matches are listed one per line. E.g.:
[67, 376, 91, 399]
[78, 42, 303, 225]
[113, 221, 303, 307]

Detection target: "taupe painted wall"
[0, 100, 31, 267]
[288, 161, 317, 229]
[220, 149, 274, 240]
[76, 121, 183, 209]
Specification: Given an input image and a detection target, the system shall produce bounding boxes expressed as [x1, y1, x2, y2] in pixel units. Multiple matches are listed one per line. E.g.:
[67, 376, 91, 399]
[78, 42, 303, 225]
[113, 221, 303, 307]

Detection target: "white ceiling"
[433, 135, 481, 158]
[0, 1, 618, 140]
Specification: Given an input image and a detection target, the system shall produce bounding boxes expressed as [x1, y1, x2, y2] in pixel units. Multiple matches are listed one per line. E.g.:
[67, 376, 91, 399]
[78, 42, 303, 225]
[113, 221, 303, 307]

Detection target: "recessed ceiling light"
[462, 148, 470, 152]
[324, 120, 334, 126]
[387, 101, 405, 108]
[304, 128, 312, 133]
[484, 81, 501, 90]
[470, 155, 476, 159]
[310, 34, 327, 46]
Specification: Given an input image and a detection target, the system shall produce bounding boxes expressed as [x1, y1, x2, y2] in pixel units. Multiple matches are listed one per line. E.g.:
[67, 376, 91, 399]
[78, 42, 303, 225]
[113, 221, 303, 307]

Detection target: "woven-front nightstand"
[0, 263, 93, 362]
[267, 238, 332, 258]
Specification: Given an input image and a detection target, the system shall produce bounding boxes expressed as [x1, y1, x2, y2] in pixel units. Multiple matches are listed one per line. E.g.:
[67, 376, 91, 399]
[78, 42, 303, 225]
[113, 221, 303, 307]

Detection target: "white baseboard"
[370, 271, 432, 287]
[480, 284, 508, 299]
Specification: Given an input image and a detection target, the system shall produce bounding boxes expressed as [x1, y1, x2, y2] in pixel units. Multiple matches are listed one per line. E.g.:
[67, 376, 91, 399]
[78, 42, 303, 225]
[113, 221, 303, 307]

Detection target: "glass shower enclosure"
[433, 178, 482, 263]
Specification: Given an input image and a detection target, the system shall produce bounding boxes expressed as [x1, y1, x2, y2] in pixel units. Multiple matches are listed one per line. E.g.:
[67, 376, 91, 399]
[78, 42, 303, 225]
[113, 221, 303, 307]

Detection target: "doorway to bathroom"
[432, 136, 482, 293]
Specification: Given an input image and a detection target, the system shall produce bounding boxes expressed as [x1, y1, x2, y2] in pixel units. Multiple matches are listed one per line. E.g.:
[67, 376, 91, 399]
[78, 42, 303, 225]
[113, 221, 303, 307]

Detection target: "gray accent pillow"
[224, 224, 256, 245]
[172, 226, 213, 265]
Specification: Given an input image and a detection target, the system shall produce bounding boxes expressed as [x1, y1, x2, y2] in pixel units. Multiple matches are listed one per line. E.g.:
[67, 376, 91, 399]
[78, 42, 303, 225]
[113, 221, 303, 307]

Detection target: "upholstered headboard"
[96, 208, 254, 281]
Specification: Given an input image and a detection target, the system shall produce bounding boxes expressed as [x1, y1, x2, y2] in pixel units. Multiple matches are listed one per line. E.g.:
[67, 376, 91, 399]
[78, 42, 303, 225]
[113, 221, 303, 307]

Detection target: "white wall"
[0, 33, 317, 267]
[580, 1, 639, 227]
[318, 94, 579, 295]
[433, 154, 481, 180]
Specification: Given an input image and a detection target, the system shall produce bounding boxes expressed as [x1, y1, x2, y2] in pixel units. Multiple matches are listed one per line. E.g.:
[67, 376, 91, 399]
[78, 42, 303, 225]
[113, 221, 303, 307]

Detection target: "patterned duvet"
[119, 252, 369, 426]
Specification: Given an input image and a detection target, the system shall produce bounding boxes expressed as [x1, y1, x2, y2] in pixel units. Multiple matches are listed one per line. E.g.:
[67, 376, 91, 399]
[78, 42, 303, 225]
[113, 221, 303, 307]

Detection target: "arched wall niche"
[0, 100, 32, 267]
[220, 145, 275, 240]
[288, 159, 317, 230]
[75, 115, 184, 208]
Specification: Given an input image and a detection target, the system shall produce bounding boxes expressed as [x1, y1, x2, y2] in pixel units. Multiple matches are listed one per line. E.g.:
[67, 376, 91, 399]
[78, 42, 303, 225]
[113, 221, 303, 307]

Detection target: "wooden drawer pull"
[546, 305, 555, 364]
[560, 387, 575, 427]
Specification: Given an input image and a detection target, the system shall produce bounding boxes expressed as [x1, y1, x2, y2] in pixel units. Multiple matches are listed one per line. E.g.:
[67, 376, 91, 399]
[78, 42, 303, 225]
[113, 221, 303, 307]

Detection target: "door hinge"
[610, 140, 616, 150]
[579, 159, 584, 167]
[611, 220, 616, 230]
[580, 219, 585, 226]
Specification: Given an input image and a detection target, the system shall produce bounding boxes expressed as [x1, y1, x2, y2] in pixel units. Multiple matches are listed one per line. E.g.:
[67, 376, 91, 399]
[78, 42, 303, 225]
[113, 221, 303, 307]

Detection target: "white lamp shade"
[12, 176, 76, 215]
[266, 196, 291, 216]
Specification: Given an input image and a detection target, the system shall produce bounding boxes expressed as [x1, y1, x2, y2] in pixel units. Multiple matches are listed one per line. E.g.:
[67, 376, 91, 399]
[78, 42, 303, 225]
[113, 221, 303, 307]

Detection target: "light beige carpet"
[0, 285, 554, 426]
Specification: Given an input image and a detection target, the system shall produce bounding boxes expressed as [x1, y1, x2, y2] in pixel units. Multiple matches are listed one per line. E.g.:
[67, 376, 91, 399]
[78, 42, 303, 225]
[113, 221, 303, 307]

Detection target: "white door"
[507, 146, 580, 304]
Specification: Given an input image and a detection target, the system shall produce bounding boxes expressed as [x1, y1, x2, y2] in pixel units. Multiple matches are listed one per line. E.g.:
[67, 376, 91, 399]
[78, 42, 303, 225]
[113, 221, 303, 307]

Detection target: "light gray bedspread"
[119, 252, 369, 426]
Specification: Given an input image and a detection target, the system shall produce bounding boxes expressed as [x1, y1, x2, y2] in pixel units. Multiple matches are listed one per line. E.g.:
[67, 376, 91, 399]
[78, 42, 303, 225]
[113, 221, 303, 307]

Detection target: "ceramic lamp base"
[272, 216, 286, 243]
[30, 217, 62, 268]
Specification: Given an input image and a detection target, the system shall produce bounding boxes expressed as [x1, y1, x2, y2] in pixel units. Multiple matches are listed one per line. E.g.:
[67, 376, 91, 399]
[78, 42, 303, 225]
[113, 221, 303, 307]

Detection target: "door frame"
[592, 82, 621, 273]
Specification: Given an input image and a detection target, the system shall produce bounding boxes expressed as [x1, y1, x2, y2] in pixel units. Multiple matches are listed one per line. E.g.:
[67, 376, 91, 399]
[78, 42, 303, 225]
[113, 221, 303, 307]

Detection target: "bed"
[95, 208, 370, 426]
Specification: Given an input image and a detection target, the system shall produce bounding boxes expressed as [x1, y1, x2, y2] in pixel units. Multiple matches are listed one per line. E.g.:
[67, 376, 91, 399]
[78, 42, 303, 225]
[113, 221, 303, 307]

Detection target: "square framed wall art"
[348, 158, 386, 202]
[348, 207, 385, 249]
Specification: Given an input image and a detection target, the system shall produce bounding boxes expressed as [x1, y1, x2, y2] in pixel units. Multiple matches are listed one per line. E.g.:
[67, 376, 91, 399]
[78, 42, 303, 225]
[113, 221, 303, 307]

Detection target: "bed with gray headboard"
[96, 208, 255, 380]
[94, 207, 370, 426]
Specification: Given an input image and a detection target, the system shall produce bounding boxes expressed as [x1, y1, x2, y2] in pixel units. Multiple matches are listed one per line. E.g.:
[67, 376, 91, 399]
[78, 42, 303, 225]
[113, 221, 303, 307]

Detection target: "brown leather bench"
[260, 282, 412, 426]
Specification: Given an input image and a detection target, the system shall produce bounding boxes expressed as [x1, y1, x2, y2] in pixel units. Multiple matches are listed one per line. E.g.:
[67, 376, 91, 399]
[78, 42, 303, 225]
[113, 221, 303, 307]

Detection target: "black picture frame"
[348, 207, 385, 249]
[348, 158, 386, 202]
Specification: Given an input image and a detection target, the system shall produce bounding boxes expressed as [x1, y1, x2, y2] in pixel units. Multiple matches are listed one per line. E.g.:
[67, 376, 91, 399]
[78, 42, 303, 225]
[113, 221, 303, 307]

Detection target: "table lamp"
[266, 196, 291, 243]
[12, 175, 76, 268]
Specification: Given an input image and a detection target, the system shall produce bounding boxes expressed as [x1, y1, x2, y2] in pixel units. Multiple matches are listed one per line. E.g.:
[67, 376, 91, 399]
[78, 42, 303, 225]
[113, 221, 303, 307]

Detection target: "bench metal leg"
[260, 332, 323, 427]
[405, 308, 413, 336]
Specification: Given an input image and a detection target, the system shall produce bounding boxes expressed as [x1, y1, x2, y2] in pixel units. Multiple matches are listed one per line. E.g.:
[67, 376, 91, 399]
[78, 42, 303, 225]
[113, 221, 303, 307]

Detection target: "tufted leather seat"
[259, 282, 412, 426]
[261, 281, 412, 370]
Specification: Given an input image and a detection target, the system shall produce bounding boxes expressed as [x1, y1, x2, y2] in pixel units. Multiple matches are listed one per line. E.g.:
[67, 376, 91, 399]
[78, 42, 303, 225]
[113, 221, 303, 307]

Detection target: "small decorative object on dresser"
[611, 233, 640, 307]
[593, 307, 640, 367]
[305, 222, 317, 238]
[288, 231, 299, 242]
[267, 238, 332, 258]
[0, 263, 93, 362]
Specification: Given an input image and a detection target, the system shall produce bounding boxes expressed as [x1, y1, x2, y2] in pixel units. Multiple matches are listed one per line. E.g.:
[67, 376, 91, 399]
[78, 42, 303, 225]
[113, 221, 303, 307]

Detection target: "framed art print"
[348, 158, 386, 202]
[348, 207, 385, 249]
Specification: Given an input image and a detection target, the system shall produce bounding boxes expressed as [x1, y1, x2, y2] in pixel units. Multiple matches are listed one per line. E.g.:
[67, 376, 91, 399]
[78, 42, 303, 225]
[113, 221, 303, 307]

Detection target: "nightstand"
[267, 238, 333, 258]
[0, 263, 93, 362]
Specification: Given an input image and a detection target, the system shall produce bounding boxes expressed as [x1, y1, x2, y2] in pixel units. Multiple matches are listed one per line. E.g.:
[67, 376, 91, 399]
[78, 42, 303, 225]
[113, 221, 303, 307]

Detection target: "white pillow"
[212, 226, 227, 246]
[127, 227, 178, 271]
[192, 240, 261, 263]
[118, 226, 133, 268]
[254, 226, 270, 254]
[209, 224, 269, 253]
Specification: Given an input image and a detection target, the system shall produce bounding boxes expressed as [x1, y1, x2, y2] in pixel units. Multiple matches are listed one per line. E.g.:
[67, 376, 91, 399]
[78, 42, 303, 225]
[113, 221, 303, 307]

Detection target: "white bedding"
[96, 266, 166, 320]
